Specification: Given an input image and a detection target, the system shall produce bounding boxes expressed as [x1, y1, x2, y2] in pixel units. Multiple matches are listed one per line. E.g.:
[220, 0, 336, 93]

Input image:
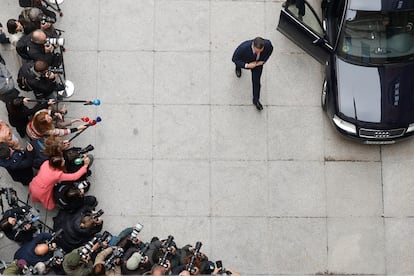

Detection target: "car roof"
[349, 0, 414, 11]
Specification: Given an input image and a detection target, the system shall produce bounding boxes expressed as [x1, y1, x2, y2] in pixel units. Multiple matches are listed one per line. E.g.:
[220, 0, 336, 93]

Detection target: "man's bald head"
[31, 30, 46, 44]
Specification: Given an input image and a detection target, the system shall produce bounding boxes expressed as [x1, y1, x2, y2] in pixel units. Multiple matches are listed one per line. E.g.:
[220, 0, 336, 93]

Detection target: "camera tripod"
[0, 187, 53, 232]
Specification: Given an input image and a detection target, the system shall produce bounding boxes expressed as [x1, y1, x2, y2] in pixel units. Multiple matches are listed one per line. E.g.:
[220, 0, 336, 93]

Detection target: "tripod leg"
[41, 0, 59, 13]
[54, 0, 63, 16]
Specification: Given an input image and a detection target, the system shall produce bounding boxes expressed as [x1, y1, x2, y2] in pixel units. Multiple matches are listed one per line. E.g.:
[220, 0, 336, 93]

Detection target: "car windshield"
[338, 9, 414, 65]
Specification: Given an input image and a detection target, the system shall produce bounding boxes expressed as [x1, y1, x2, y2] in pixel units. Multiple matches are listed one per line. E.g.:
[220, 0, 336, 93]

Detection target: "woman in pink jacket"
[29, 155, 90, 210]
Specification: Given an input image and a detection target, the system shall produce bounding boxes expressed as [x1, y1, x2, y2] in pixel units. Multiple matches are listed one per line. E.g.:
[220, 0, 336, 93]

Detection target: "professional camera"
[79, 236, 99, 260]
[45, 37, 64, 47]
[92, 209, 104, 220]
[130, 223, 143, 243]
[44, 247, 65, 268]
[0, 187, 18, 207]
[12, 207, 40, 231]
[186, 241, 202, 274]
[215, 260, 232, 275]
[104, 247, 124, 270]
[79, 231, 112, 260]
[99, 231, 113, 244]
[41, 15, 56, 24]
[47, 67, 64, 75]
[158, 235, 174, 268]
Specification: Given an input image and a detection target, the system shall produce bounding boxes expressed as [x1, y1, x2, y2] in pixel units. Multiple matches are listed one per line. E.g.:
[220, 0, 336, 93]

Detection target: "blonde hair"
[43, 135, 65, 157]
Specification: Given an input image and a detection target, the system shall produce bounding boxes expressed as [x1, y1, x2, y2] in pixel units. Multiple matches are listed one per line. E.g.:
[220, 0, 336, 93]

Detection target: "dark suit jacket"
[232, 39, 273, 69]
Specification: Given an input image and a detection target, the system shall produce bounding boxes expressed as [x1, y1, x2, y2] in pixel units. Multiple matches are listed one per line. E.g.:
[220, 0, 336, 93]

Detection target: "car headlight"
[332, 115, 357, 134]
[406, 123, 414, 133]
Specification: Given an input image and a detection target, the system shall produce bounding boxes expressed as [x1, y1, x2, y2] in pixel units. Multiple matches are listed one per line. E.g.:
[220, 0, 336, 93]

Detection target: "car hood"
[336, 58, 414, 125]
[349, 0, 414, 11]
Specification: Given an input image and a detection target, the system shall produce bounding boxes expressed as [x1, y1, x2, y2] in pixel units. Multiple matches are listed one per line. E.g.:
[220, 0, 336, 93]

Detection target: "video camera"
[12, 207, 40, 231]
[158, 235, 174, 268]
[104, 247, 124, 270]
[130, 222, 143, 243]
[186, 241, 202, 274]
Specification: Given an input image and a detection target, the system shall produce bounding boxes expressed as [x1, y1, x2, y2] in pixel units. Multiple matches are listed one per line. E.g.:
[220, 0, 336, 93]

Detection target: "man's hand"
[247, 61, 264, 69]
[63, 140, 70, 150]
[24, 223, 32, 230]
[44, 44, 54, 53]
[26, 143, 33, 152]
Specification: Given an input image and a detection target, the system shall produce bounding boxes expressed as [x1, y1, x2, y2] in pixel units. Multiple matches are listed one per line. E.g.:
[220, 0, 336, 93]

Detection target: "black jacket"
[18, 61, 57, 99]
[53, 205, 103, 253]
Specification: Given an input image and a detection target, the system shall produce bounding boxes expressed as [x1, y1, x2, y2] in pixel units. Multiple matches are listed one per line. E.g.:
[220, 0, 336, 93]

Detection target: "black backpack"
[0, 62, 15, 96]
[17, 61, 35, 91]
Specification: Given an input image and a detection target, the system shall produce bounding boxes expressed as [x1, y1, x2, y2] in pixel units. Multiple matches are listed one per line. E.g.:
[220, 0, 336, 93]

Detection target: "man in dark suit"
[232, 37, 273, 111]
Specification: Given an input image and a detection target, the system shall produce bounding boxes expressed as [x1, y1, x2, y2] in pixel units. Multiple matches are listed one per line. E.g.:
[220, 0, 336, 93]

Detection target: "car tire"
[321, 79, 328, 111]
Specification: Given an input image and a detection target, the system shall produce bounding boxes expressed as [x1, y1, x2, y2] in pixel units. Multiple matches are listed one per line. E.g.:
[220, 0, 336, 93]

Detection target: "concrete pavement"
[1, 0, 414, 274]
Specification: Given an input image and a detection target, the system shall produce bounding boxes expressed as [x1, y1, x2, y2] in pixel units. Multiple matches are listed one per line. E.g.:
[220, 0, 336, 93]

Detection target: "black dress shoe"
[235, 67, 242, 78]
[254, 101, 263, 111]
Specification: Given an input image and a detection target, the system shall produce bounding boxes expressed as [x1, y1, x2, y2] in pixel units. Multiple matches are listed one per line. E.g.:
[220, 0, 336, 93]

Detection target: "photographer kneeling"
[18, 60, 64, 100]
[26, 29, 62, 67]
[53, 206, 103, 253]
[0, 205, 38, 243]
[54, 180, 97, 213]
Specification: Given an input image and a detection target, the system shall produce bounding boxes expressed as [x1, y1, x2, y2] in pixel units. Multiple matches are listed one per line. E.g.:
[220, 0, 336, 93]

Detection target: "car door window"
[285, 0, 324, 37]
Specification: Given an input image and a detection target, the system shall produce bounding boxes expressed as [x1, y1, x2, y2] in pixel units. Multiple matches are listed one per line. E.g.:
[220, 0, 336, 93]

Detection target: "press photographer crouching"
[18, 6, 56, 35]
[0, 142, 35, 186]
[62, 231, 112, 275]
[53, 206, 104, 253]
[0, 204, 39, 243]
[54, 179, 97, 213]
[13, 231, 59, 267]
[24, 29, 63, 67]
[18, 59, 65, 100]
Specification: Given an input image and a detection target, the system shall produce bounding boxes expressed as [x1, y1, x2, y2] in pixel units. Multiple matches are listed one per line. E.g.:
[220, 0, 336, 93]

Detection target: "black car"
[277, 0, 414, 144]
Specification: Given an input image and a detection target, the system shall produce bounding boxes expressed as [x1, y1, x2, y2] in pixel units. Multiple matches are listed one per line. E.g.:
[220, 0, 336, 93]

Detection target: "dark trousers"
[296, 0, 305, 16]
[251, 65, 263, 103]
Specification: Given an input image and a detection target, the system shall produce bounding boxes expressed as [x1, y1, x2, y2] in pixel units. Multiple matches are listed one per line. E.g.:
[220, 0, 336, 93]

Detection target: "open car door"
[277, 0, 332, 64]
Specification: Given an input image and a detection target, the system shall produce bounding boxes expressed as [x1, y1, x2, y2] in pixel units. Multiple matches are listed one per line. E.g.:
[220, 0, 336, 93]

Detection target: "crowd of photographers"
[0, 1, 238, 275]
